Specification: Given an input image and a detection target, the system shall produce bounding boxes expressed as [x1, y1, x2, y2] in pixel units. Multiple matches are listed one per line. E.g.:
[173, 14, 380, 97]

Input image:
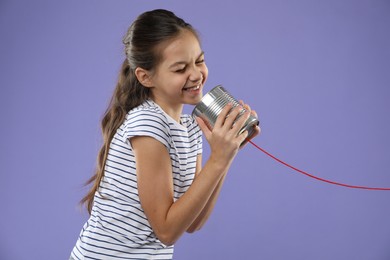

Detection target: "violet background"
[1, 0, 389, 259]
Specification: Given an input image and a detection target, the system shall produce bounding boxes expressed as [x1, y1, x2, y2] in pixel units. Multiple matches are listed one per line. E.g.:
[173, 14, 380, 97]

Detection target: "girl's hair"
[81, 9, 198, 213]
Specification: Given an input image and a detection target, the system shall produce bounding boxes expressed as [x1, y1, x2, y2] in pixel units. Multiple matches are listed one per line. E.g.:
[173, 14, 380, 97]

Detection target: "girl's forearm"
[186, 171, 227, 233]
[156, 159, 229, 245]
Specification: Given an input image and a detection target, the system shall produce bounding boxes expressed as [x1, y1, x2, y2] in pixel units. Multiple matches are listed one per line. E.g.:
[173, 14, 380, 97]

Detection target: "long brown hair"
[81, 9, 198, 213]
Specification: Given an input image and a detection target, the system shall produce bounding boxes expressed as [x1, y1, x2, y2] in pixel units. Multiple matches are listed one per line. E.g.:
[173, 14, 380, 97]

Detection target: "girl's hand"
[196, 103, 252, 167]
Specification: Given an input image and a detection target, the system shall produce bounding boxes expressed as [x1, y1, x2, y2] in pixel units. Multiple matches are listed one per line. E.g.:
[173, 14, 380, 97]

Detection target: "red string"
[248, 140, 390, 191]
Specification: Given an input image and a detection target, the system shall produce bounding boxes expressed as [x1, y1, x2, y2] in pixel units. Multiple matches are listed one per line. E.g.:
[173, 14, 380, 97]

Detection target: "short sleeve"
[118, 109, 171, 151]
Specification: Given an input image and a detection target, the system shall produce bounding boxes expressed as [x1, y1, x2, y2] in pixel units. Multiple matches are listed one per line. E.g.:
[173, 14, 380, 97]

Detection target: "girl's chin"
[183, 91, 203, 104]
[190, 93, 204, 105]
[186, 98, 202, 106]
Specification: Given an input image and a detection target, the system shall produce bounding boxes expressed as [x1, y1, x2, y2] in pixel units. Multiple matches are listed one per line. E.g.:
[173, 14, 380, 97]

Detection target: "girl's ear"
[135, 67, 153, 88]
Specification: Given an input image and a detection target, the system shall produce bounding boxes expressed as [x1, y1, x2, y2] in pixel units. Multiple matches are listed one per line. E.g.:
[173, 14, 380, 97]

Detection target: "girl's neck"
[151, 97, 183, 124]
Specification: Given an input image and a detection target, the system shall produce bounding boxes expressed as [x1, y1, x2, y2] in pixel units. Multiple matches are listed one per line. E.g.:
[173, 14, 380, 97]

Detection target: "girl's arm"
[131, 104, 249, 246]
[187, 114, 260, 233]
[185, 154, 228, 233]
[186, 106, 260, 232]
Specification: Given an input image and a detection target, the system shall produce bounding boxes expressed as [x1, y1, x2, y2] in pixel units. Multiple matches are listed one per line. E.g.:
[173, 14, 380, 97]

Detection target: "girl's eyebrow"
[169, 51, 205, 68]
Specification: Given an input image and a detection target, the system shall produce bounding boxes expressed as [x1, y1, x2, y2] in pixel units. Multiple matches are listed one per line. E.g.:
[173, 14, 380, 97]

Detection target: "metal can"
[192, 85, 259, 142]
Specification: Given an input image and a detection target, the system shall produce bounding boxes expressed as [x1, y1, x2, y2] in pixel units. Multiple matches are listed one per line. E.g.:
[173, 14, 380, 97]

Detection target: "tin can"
[192, 85, 259, 142]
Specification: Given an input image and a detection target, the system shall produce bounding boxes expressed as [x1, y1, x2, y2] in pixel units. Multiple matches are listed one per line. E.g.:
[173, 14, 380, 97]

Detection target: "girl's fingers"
[239, 100, 251, 111]
[251, 109, 258, 118]
[214, 103, 233, 128]
[231, 110, 250, 133]
[212, 102, 260, 142]
[237, 130, 250, 148]
[222, 105, 244, 129]
[195, 116, 212, 140]
[215, 104, 250, 134]
[240, 102, 260, 130]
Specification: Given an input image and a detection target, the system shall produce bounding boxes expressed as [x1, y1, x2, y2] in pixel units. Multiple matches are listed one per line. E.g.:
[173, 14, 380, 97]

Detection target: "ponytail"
[81, 59, 150, 213]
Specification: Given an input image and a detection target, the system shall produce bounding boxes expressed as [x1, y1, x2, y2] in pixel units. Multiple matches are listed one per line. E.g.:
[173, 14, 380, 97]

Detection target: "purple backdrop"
[1, 0, 389, 259]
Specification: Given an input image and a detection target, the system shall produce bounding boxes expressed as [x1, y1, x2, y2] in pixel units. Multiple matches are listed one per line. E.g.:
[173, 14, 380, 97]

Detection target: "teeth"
[185, 85, 200, 91]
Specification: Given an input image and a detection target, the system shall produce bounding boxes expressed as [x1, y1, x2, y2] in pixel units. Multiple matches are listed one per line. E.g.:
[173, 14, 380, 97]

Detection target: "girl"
[71, 9, 260, 260]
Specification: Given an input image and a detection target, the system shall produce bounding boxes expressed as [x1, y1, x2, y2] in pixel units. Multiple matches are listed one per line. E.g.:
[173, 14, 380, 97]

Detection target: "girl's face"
[148, 29, 208, 112]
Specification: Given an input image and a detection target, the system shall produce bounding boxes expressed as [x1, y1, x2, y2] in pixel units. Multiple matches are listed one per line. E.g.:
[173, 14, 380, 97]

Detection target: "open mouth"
[183, 85, 201, 92]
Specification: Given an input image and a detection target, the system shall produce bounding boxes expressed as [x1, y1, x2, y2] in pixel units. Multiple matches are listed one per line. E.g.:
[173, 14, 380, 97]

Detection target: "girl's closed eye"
[175, 66, 187, 73]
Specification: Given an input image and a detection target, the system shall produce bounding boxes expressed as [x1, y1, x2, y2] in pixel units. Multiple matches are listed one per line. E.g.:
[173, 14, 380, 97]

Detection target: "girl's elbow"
[186, 223, 203, 234]
[160, 239, 176, 247]
[156, 232, 179, 247]
[186, 228, 197, 234]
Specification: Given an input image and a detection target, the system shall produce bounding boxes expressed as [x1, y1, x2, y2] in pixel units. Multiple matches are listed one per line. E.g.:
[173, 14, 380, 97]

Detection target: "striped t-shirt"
[71, 100, 203, 259]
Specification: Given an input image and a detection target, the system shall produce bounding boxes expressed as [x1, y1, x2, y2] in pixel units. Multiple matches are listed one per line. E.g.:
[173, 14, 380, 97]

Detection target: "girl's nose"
[189, 66, 203, 82]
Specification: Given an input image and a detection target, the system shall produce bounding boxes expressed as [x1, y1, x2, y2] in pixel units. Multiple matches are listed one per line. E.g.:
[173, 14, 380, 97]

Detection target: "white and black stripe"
[71, 100, 202, 259]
